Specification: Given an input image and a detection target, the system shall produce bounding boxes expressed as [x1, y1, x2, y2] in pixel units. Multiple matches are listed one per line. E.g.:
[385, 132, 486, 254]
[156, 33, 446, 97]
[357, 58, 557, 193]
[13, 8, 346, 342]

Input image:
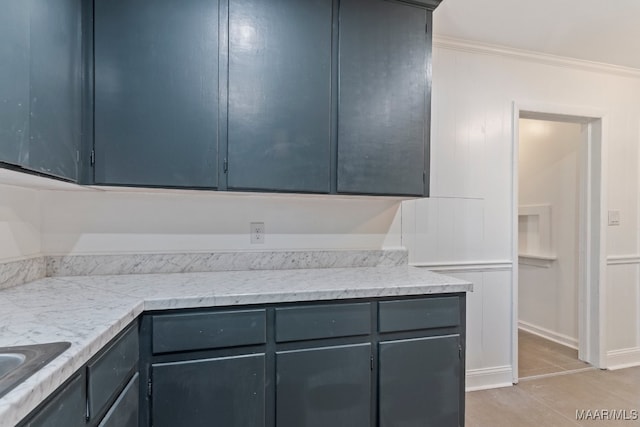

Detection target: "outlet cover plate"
[250, 222, 265, 244]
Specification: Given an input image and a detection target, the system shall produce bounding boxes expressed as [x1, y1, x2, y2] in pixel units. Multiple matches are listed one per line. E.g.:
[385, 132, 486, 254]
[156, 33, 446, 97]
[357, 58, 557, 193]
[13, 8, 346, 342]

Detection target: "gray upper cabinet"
[29, 0, 82, 181]
[94, 0, 219, 188]
[0, 0, 81, 181]
[0, 1, 29, 168]
[338, 0, 429, 196]
[227, 0, 332, 193]
[1, 0, 439, 195]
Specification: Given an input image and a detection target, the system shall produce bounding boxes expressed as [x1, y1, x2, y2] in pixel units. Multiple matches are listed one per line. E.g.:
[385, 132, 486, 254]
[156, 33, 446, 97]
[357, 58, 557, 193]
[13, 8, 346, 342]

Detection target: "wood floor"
[519, 329, 590, 378]
[466, 330, 640, 426]
[466, 367, 640, 426]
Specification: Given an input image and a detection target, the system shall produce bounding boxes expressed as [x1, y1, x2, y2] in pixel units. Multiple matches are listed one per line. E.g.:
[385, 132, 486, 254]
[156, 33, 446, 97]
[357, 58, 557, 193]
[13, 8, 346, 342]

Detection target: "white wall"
[404, 38, 640, 387]
[0, 184, 41, 261]
[518, 119, 582, 347]
[38, 188, 402, 255]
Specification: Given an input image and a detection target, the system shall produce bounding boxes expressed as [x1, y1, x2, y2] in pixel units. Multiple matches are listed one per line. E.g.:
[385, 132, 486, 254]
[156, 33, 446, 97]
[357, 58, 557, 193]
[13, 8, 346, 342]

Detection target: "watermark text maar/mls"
[576, 409, 639, 421]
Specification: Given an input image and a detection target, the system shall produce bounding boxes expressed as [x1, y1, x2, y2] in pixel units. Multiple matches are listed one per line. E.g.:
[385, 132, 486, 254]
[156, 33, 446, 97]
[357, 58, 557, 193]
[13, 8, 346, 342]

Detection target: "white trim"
[518, 321, 578, 350]
[433, 36, 640, 79]
[465, 366, 513, 391]
[511, 104, 608, 381]
[607, 255, 640, 265]
[520, 367, 595, 382]
[410, 260, 512, 272]
[606, 348, 640, 370]
[511, 104, 520, 383]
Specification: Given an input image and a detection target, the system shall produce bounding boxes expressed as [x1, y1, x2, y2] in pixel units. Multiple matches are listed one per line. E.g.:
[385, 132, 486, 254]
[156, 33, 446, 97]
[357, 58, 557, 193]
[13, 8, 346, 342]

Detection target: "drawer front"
[27, 374, 85, 427]
[275, 303, 371, 342]
[88, 324, 139, 420]
[98, 373, 139, 427]
[152, 309, 266, 354]
[378, 297, 460, 333]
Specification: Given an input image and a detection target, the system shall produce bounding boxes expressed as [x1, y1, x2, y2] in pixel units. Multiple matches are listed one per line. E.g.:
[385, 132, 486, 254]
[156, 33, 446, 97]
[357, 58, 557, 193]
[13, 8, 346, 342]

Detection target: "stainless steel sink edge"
[0, 342, 71, 400]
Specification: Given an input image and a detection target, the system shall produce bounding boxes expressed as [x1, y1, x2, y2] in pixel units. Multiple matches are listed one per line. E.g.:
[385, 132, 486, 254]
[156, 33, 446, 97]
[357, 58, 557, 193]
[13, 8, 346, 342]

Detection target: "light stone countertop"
[0, 266, 471, 427]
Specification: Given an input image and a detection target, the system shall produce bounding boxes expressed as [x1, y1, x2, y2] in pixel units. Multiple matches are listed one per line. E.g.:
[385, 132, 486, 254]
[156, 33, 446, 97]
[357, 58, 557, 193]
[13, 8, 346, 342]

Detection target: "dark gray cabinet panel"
[97, 373, 139, 427]
[140, 295, 465, 427]
[28, 0, 82, 180]
[94, 0, 219, 187]
[0, 1, 29, 167]
[379, 297, 460, 332]
[338, 0, 428, 196]
[275, 303, 371, 342]
[152, 309, 266, 354]
[87, 324, 139, 421]
[227, 0, 332, 192]
[379, 335, 460, 427]
[0, 0, 81, 181]
[276, 344, 371, 427]
[152, 354, 265, 427]
[26, 374, 85, 427]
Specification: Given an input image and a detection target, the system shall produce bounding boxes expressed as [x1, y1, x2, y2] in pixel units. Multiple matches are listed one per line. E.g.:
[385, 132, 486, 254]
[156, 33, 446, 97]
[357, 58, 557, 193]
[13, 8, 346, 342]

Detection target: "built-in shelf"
[518, 204, 555, 268]
[518, 253, 557, 268]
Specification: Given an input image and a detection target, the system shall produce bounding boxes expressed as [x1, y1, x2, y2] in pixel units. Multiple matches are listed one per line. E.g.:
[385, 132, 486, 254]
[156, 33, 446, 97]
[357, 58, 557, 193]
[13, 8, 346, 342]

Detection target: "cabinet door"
[276, 344, 371, 427]
[227, 0, 332, 193]
[27, 374, 86, 427]
[0, 0, 81, 181]
[28, 0, 82, 181]
[152, 354, 265, 427]
[338, 0, 428, 196]
[379, 335, 460, 427]
[97, 373, 139, 427]
[94, 0, 219, 187]
[0, 0, 29, 168]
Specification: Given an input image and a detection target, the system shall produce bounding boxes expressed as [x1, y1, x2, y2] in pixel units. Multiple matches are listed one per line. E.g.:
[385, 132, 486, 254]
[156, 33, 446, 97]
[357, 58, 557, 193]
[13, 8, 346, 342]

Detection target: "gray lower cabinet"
[25, 374, 86, 427]
[151, 354, 266, 427]
[276, 344, 371, 427]
[141, 294, 465, 426]
[338, 0, 430, 196]
[98, 374, 139, 427]
[87, 324, 139, 423]
[379, 335, 461, 427]
[17, 323, 139, 427]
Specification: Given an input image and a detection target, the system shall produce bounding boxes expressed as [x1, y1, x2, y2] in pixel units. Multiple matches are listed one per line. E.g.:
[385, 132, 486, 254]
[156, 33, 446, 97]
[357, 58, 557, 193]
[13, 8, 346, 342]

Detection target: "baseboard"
[465, 366, 513, 391]
[606, 347, 640, 370]
[519, 320, 578, 350]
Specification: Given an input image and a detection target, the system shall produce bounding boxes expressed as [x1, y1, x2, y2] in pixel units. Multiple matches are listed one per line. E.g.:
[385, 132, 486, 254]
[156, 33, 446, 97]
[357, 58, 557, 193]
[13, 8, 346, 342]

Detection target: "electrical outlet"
[250, 222, 265, 244]
[608, 210, 620, 226]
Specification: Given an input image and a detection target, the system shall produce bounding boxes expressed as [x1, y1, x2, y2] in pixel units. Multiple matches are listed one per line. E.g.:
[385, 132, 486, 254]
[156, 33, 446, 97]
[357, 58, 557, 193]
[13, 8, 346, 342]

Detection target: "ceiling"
[433, 0, 640, 70]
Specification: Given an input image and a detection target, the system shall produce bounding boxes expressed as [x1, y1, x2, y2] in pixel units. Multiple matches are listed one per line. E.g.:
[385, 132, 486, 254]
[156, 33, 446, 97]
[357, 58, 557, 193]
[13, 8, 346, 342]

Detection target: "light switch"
[608, 210, 620, 226]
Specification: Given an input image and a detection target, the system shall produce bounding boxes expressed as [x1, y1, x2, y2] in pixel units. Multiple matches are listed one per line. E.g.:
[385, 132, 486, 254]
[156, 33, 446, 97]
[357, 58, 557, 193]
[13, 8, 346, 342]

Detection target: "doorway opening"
[512, 107, 606, 383]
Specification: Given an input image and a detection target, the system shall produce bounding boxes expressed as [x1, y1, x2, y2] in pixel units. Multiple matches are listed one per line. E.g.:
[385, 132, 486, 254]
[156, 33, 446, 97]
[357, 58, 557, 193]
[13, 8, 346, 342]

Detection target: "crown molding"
[433, 35, 640, 79]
